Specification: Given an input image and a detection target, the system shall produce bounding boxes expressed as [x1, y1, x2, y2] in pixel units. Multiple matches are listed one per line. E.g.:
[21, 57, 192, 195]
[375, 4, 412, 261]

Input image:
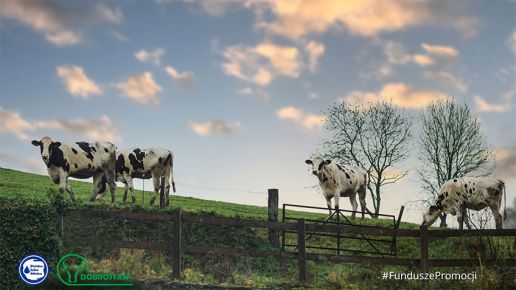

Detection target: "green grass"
[2, 167, 515, 289]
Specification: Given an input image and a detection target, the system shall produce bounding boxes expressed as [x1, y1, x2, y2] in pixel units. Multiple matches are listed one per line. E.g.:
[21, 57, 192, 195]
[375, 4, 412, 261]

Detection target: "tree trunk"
[439, 213, 448, 228]
[374, 186, 381, 218]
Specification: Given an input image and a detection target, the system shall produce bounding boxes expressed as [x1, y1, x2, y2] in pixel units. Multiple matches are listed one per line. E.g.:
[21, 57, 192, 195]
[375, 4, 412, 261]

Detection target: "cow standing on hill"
[115, 148, 176, 206]
[31, 136, 117, 204]
[305, 156, 372, 219]
[422, 177, 506, 229]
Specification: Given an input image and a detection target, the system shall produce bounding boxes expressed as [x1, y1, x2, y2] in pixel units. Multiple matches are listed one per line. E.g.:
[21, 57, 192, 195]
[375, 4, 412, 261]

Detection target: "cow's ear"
[305, 159, 313, 165]
[325, 159, 332, 165]
[31, 140, 41, 146]
[53, 142, 61, 147]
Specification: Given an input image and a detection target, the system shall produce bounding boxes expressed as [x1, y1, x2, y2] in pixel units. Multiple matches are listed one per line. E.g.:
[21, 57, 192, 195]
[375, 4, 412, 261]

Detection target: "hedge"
[0, 191, 64, 289]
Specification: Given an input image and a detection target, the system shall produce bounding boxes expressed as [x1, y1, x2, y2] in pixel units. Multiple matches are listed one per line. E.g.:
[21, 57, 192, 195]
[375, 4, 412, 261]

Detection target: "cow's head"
[31, 136, 61, 166]
[305, 156, 332, 176]
[421, 193, 446, 227]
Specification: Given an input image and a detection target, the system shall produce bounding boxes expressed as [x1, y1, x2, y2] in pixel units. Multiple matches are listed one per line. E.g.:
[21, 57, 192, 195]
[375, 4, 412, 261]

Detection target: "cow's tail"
[169, 152, 176, 193]
[502, 180, 506, 220]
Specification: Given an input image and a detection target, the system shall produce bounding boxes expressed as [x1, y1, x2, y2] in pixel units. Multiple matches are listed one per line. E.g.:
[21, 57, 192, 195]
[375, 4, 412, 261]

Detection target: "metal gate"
[282, 204, 404, 256]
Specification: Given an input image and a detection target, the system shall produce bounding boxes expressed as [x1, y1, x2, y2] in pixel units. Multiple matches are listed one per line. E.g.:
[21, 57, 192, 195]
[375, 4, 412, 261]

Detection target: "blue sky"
[1, 1, 515, 227]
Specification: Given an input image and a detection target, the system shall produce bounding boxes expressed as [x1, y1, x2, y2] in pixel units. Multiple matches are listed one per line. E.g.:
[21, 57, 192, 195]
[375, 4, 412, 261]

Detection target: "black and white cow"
[422, 177, 506, 229]
[305, 156, 372, 219]
[115, 148, 176, 206]
[31, 136, 117, 204]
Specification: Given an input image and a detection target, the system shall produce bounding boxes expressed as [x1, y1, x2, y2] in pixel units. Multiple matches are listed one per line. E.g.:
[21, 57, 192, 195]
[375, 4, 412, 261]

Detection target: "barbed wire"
[175, 182, 268, 195]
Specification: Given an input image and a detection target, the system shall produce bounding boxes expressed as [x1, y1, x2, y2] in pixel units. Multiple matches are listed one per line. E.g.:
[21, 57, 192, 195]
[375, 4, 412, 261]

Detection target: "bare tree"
[322, 101, 412, 216]
[418, 100, 494, 227]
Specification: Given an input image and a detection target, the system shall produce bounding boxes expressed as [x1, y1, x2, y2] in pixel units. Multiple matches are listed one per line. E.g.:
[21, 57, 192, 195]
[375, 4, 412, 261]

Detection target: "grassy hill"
[1, 167, 514, 289]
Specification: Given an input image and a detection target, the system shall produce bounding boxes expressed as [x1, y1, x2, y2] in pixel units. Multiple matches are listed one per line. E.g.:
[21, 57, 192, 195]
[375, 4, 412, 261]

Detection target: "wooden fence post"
[159, 176, 165, 209]
[268, 189, 279, 247]
[172, 209, 182, 279]
[420, 224, 429, 272]
[297, 218, 307, 282]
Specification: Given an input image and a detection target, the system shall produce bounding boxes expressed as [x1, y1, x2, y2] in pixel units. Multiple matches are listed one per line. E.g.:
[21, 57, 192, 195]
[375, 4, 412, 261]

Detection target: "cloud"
[238, 87, 270, 103]
[383, 41, 434, 67]
[474, 95, 511, 113]
[0, 0, 82, 46]
[221, 42, 302, 86]
[250, 0, 478, 39]
[495, 147, 516, 180]
[0, 1, 123, 46]
[421, 43, 459, 59]
[95, 3, 123, 23]
[0, 108, 121, 142]
[509, 30, 516, 55]
[0, 108, 34, 140]
[360, 63, 393, 80]
[134, 48, 165, 66]
[110, 30, 129, 42]
[424, 71, 467, 93]
[115, 72, 162, 106]
[342, 82, 447, 109]
[34, 115, 121, 142]
[164, 66, 196, 90]
[189, 120, 241, 136]
[308, 92, 320, 100]
[276, 106, 325, 130]
[56, 65, 102, 99]
[304, 41, 325, 72]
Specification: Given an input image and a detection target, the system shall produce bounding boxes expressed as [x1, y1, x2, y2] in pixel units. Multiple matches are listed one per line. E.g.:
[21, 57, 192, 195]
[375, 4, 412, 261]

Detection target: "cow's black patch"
[76, 142, 94, 161]
[72, 148, 78, 154]
[90, 146, 96, 152]
[129, 149, 145, 171]
[116, 154, 130, 174]
[48, 142, 69, 172]
[318, 163, 324, 171]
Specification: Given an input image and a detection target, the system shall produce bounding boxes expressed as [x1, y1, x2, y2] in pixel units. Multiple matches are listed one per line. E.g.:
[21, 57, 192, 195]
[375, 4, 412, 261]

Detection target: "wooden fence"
[63, 208, 516, 282]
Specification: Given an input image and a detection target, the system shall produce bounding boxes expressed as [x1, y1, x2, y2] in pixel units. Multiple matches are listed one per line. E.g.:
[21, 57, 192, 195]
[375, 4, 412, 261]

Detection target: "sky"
[0, 0, 515, 228]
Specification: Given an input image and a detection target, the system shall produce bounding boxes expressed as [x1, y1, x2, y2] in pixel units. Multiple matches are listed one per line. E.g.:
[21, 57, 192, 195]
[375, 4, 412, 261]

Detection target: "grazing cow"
[422, 177, 506, 229]
[31, 136, 117, 204]
[115, 148, 176, 206]
[305, 156, 372, 219]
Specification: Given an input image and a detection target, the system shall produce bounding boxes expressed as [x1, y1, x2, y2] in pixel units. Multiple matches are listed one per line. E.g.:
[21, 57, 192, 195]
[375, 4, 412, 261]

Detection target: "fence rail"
[63, 207, 516, 282]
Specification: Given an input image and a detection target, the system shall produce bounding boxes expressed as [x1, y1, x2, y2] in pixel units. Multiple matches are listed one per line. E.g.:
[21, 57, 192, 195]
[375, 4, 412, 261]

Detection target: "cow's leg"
[463, 208, 471, 230]
[457, 206, 465, 230]
[490, 206, 503, 229]
[122, 182, 129, 204]
[349, 194, 358, 220]
[334, 190, 341, 218]
[358, 187, 367, 220]
[325, 195, 333, 216]
[163, 168, 171, 207]
[104, 170, 116, 205]
[65, 183, 76, 203]
[90, 172, 104, 202]
[125, 174, 136, 204]
[149, 175, 160, 205]
[58, 170, 75, 202]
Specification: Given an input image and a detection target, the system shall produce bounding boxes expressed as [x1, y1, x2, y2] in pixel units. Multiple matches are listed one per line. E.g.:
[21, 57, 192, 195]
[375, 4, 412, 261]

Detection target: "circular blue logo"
[18, 254, 49, 285]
